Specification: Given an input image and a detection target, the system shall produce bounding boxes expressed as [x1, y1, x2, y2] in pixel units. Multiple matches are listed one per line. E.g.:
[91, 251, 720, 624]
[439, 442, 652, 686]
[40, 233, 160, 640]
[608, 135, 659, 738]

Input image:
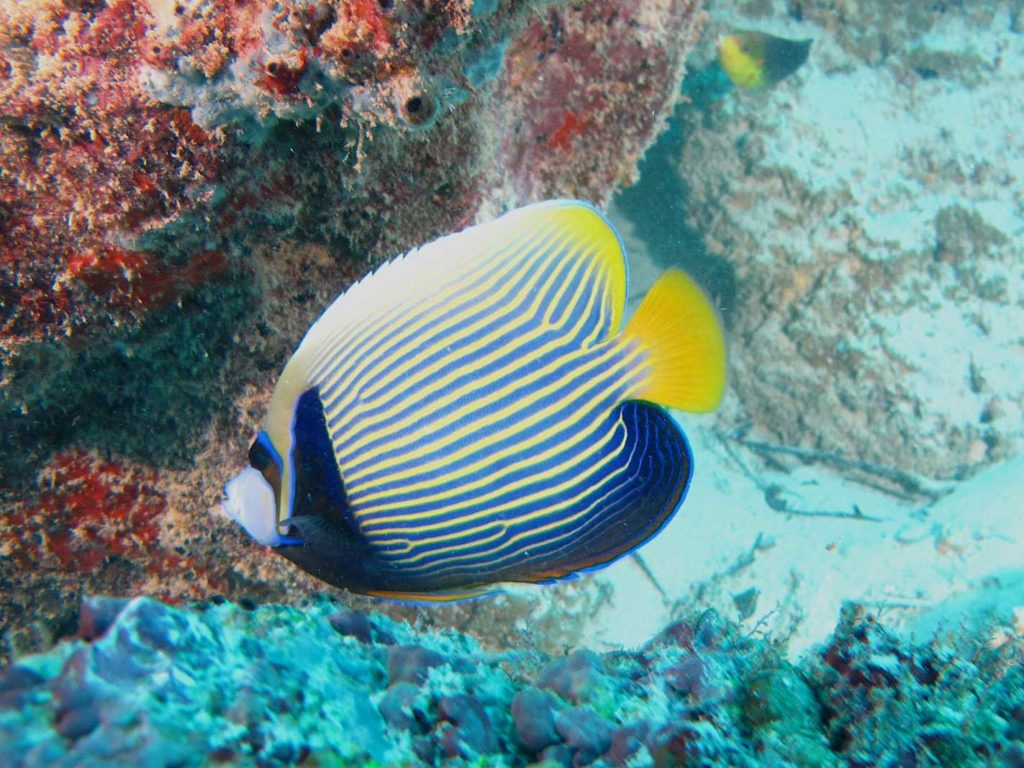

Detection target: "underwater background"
[1, 0, 1023, 765]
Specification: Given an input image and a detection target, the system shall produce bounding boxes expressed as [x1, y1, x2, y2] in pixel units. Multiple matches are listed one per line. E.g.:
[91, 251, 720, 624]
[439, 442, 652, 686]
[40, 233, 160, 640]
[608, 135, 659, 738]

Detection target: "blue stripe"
[316, 230, 556, 409]
[347, 247, 607, 435]
[360, 414, 626, 538]
[327, 236, 589, 444]
[385, 402, 690, 584]
[507, 404, 689, 579]
[344, 351, 630, 496]
[342, 345, 599, 502]
[397, 409, 649, 572]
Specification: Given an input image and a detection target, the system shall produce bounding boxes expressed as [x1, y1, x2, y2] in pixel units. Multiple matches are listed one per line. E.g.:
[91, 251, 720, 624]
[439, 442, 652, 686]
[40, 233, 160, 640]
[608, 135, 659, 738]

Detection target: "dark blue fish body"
[225, 201, 726, 599]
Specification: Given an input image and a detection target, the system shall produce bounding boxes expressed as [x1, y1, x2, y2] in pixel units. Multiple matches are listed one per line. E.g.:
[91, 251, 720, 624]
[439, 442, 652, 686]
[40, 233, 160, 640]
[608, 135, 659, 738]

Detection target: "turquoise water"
[1, 0, 1022, 765]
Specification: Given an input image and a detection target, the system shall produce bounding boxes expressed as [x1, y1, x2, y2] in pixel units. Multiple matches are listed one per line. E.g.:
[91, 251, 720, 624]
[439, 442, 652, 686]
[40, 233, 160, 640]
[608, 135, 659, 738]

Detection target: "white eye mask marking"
[223, 467, 287, 547]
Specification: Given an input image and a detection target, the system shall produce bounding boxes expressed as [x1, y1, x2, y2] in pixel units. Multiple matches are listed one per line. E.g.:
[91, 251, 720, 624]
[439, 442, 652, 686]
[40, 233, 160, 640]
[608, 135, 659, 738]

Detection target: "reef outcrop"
[1, 596, 1021, 766]
[0, 0, 706, 662]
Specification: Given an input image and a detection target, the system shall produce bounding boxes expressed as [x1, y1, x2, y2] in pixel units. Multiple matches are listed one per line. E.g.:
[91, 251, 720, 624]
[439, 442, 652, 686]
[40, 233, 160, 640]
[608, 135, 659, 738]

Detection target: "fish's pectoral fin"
[625, 269, 727, 412]
[282, 513, 354, 551]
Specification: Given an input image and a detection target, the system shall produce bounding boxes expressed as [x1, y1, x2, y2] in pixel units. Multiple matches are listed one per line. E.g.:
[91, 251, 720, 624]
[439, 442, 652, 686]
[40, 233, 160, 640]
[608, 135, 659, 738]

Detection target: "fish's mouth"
[223, 466, 291, 547]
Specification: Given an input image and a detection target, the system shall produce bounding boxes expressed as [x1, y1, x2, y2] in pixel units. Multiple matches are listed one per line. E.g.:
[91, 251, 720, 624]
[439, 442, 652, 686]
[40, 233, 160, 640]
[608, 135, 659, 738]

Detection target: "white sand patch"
[578, 426, 1024, 659]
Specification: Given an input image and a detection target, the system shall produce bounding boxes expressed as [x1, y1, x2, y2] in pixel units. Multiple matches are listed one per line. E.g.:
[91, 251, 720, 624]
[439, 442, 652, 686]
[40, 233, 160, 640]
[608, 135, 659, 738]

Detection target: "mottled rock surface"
[667, 1, 1023, 479]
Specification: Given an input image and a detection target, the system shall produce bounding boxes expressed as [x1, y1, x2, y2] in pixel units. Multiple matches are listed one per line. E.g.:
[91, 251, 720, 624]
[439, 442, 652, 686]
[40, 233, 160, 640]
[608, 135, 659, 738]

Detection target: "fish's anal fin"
[364, 586, 495, 603]
[625, 269, 727, 412]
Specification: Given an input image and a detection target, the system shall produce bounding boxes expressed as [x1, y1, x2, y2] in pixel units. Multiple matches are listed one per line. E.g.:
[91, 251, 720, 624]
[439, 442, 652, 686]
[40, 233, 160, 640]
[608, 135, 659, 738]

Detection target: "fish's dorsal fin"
[293, 200, 629, 378]
[517, 200, 628, 333]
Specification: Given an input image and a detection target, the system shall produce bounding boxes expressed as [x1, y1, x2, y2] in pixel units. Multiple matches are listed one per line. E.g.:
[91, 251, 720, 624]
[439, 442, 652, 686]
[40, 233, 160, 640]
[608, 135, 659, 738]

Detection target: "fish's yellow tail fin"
[624, 269, 727, 412]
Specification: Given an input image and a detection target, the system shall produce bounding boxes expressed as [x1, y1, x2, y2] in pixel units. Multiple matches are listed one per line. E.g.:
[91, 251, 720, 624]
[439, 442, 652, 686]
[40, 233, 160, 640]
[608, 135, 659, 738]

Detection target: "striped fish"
[223, 200, 727, 599]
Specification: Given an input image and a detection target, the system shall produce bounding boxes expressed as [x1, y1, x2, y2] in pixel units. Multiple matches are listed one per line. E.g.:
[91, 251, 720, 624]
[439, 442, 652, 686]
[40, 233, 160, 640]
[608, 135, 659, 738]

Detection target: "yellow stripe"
[330, 233, 593, 466]
[526, 203, 627, 332]
[399, 419, 649, 575]
[371, 418, 621, 545]
[375, 412, 637, 565]
[313, 237, 533, 418]
[345, 338, 642, 501]
[353, 238, 603, 419]
[356, 343, 645, 531]
[355, 254, 609, 436]
[325, 230, 578, 443]
[304, 219, 549, 385]
[364, 586, 491, 601]
[347, 347, 643, 515]
[347, 344, 623, 511]
[336, 250, 604, 473]
[317, 226, 562, 435]
[311, 222, 561, 423]
[353, 396, 620, 517]
[348, 294, 612, 512]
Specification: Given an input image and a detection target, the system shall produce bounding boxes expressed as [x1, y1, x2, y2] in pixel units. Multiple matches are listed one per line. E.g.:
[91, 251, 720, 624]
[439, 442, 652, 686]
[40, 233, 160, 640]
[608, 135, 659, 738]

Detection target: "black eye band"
[248, 439, 273, 471]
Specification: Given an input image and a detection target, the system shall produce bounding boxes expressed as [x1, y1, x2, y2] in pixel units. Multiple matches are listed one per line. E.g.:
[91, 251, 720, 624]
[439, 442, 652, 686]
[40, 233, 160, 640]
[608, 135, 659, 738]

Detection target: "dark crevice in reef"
[0, 273, 255, 490]
[614, 66, 738, 330]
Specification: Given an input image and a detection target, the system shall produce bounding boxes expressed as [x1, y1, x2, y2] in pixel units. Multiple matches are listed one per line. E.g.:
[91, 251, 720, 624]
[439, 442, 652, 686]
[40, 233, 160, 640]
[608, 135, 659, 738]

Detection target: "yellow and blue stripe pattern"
[245, 200, 727, 598]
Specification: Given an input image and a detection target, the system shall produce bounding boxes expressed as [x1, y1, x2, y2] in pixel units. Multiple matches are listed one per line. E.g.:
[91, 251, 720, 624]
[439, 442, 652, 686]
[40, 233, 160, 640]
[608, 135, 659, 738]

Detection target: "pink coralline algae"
[496, 0, 705, 199]
[0, 0, 706, 660]
[2, 450, 216, 592]
[1, 0, 703, 345]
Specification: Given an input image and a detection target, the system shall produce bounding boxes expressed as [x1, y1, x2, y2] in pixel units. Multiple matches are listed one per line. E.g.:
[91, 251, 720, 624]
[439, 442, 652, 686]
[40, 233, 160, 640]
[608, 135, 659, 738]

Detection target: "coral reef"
[2, 596, 1023, 766]
[1, 0, 701, 356]
[662, 0, 1024, 479]
[808, 603, 1024, 767]
[0, 0, 705, 660]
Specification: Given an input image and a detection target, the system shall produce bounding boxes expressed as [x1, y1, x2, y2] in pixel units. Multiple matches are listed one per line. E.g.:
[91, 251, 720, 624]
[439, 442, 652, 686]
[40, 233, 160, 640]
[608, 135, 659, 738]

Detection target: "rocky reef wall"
[0, 0, 706, 661]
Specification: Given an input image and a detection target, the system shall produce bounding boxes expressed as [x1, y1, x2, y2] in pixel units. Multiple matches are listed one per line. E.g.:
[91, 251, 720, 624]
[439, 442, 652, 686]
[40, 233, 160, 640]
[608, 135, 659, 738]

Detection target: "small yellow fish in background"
[223, 201, 727, 601]
[718, 30, 812, 89]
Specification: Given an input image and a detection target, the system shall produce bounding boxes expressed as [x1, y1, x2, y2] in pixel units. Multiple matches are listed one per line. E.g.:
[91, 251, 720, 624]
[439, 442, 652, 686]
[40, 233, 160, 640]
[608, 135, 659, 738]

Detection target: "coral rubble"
[2, 596, 1022, 766]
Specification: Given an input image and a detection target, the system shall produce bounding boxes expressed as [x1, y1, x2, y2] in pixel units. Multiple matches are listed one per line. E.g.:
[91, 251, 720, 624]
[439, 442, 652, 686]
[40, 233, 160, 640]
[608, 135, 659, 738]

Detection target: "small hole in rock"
[402, 94, 436, 126]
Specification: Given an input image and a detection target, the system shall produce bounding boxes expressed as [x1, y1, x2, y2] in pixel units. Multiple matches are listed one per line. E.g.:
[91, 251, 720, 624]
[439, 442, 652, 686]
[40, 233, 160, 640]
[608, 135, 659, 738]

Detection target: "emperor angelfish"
[223, 200, 727, 600]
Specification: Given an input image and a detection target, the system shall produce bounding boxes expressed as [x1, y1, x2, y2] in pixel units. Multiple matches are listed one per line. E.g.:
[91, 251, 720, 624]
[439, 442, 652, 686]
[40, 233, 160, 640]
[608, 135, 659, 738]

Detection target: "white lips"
[222, 467, 284, 546]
